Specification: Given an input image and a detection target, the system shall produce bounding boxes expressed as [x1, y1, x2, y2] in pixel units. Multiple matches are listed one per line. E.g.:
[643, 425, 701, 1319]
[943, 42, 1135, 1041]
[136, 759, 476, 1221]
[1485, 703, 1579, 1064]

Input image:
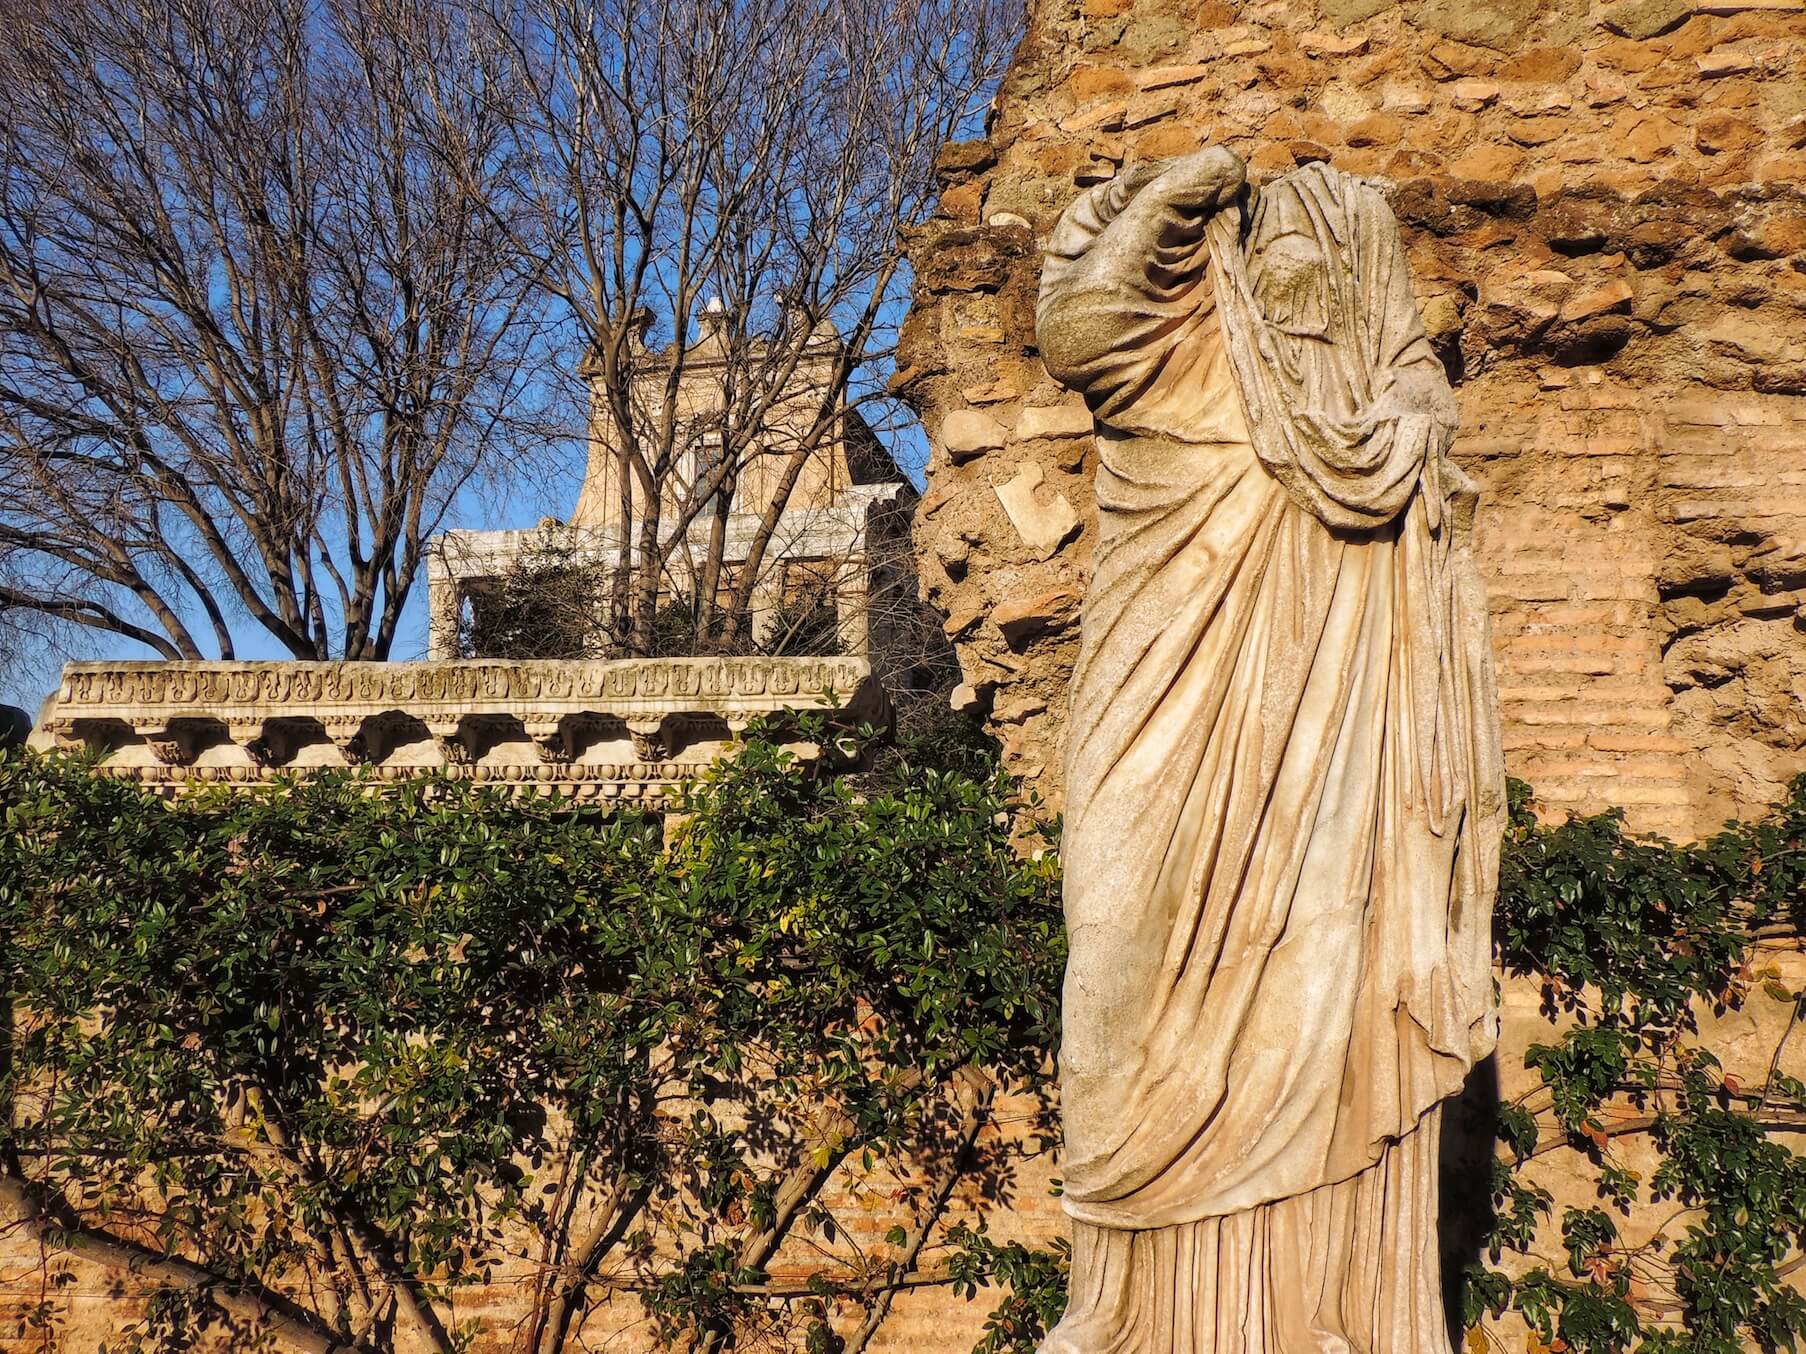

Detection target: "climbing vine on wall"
[1466, 775, 1806, 1354]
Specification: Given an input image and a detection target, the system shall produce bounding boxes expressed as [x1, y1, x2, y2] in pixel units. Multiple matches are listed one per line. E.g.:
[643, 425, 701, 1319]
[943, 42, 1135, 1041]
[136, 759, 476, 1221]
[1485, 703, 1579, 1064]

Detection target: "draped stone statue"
[1034, 147, 1506, 1353]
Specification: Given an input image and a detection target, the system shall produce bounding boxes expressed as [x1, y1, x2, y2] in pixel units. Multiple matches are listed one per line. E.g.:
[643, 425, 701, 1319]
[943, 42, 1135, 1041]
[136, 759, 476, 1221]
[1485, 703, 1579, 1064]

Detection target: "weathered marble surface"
[30, 656, 883, 801]
[1036, 148, 1506, 1352]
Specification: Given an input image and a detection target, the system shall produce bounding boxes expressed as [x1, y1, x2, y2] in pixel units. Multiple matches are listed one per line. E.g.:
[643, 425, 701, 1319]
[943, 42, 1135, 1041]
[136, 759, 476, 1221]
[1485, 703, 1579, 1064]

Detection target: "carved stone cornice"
[29, 657, 884, 805]
[145, 735, 197, 768]
[45, 656, 871, 719]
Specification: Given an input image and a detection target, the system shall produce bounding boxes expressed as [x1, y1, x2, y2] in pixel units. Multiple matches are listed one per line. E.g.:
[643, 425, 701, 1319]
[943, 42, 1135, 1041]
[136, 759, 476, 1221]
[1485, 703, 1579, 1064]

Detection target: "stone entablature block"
[29, 656, 883, 803]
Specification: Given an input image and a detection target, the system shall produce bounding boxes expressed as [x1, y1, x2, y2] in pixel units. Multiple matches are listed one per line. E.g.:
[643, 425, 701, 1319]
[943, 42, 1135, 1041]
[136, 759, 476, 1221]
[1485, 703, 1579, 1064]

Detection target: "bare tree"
[0, 0, 550, 662]
[0, 0, 1012, 671]
[452, 0, 1016, 656]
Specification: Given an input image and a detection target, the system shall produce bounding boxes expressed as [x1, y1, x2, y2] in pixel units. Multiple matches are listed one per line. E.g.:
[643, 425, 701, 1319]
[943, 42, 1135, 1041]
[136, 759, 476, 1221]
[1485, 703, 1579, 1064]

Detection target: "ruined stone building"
[26, 312, 917, 800]
[906, 0, 1806, 843]
[428, 310, 916, 664]
[892, 0, 1806, 1347]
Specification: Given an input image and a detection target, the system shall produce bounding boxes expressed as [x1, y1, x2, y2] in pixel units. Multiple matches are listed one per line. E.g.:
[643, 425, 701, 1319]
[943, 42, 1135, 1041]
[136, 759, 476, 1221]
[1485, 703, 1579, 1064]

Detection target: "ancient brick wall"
[903, 0, 1806, 837]
[893, 6, 1806, 1349]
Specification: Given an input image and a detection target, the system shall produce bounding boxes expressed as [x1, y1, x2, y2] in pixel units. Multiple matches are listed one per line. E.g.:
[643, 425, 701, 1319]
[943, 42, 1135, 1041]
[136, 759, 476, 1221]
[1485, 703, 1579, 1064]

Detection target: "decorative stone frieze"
[29, 656, 884, 803]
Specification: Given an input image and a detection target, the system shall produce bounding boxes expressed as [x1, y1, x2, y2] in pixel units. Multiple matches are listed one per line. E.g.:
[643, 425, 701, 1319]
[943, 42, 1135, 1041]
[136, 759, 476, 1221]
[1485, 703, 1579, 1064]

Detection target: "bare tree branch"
[0, 0, 550, 662]
[457, 0, 1014, 657]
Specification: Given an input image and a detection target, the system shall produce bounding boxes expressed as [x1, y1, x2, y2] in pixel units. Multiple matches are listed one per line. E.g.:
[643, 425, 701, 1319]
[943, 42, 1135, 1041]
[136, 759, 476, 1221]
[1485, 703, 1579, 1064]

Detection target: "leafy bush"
[5, 726, 1803, 1354]
[0, 725, 1061, 1354]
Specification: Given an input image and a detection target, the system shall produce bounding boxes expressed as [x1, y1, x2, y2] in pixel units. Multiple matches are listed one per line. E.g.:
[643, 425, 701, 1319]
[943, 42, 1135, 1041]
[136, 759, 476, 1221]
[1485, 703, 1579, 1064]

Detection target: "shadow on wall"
[1440, 1055, 1502, 1345]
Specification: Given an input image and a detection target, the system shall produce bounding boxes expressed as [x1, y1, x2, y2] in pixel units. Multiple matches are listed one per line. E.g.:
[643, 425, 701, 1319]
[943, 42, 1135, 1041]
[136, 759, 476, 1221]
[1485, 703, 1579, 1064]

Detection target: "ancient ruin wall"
[903, 0, 1806, 837]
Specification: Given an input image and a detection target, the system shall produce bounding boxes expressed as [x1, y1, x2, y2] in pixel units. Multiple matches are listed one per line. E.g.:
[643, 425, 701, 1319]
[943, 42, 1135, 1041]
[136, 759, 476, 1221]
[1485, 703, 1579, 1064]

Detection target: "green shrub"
[5, 728, 1802, 1354]
[1469, 775, 1806, 1354]
[0, 725, 1061, 1354]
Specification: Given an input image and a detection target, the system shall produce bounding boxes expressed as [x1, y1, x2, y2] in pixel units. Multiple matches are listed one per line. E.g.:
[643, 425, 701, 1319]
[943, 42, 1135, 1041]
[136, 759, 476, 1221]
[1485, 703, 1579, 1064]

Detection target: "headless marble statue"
[1034, 147, 1506, 1353]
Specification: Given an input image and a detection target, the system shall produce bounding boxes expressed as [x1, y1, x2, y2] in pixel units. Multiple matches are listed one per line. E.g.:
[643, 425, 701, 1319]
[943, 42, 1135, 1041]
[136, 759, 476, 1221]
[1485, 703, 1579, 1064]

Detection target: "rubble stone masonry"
[891, 9, 1806, 1347]
[903, 0, 1806, 837]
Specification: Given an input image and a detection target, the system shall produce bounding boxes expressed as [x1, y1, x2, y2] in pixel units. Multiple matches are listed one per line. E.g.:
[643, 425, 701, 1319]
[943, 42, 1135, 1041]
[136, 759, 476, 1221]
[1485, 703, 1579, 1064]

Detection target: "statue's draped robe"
[1034, 162, 1505, 1353]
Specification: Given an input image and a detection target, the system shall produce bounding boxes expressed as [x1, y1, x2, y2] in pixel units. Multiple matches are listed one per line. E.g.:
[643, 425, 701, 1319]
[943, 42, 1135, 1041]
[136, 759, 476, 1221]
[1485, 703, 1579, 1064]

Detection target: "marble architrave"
[31, 656, 884, 804]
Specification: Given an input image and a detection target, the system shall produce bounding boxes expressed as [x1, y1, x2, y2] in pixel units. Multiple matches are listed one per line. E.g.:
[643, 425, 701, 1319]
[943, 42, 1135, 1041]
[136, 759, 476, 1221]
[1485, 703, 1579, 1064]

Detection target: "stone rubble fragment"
[993, 463, 1082, 560]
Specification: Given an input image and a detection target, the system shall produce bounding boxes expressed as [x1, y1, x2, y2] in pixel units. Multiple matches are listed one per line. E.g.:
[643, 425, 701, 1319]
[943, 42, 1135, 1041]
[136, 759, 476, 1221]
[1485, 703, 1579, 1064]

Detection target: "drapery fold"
[1043, 1110, 1448, 1354]
[1034, 154, 1504, 1352]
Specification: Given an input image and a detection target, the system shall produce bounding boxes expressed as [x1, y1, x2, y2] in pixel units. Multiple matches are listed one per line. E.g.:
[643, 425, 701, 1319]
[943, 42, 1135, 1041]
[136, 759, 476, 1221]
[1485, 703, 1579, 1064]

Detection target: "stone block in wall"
[905, 0, 1806, 836]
